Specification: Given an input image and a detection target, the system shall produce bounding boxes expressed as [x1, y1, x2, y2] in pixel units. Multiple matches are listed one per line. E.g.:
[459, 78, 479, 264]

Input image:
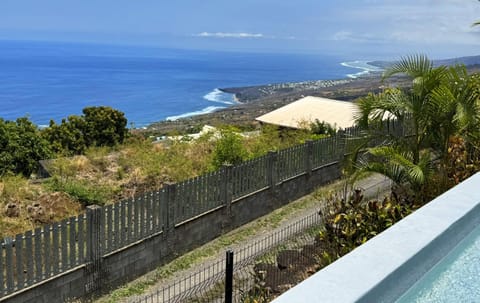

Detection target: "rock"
[5, 202, 19, 217]
[276, 250, 302, 270]
[27, 203, 46, 223]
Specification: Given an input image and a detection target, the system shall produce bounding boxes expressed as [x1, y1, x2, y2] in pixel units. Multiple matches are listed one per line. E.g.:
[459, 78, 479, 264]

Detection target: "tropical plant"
[356, 54, 447, 163]
[355, 55, 479, 193]
[317, 190, 415, 264]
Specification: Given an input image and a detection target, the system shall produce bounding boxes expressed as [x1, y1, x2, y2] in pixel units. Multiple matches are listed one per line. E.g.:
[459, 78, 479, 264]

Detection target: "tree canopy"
[0, 117, 52, 176]
[43, 106, 128, 155]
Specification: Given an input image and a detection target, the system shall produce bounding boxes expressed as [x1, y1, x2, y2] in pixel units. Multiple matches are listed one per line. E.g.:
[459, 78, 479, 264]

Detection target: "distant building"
[255, 96, 358, 129]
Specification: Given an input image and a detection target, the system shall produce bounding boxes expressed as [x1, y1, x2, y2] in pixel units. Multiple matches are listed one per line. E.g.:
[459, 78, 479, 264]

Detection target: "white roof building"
[255, 96, 358, 129]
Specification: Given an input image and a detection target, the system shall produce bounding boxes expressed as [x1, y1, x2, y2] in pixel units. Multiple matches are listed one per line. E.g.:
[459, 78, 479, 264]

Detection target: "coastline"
[144, 59, 480, 135]
[159, 60, 385, 125]
[145, 71, 389, 134]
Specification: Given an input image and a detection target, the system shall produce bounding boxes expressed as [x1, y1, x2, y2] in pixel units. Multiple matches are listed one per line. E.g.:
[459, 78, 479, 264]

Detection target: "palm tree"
[356, 54, 447, 163]
[428, 65, 480, 158]
[354, 55, 479, 193]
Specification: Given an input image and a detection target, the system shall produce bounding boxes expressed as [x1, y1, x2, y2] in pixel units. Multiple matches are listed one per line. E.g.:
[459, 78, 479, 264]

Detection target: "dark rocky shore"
[145, 72, 398, 135]
[145, 61, 480, 135]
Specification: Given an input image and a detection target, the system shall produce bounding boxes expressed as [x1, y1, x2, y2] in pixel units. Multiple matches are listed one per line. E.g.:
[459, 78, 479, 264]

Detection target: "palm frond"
[359, 146, 433, 190]
[383, 54, 433, 80]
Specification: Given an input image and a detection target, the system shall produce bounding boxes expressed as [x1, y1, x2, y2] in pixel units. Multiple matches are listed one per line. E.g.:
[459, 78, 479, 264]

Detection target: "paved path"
[100, 174, 392, 303]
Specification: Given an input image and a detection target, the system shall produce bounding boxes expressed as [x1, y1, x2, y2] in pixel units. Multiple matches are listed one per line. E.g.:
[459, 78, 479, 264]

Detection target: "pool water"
[396, 222, 480, 302]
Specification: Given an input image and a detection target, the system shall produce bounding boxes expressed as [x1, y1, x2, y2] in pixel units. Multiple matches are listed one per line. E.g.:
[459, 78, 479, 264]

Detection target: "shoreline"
[145, 72, 389, 134]
[158, 60, 385, 125]
[144, 60, 479, 134]
[218, 78, 354, 104]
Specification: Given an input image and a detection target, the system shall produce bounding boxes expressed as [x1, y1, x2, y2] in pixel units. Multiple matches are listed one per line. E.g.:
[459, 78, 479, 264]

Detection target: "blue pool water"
[396, 222, 480, 302]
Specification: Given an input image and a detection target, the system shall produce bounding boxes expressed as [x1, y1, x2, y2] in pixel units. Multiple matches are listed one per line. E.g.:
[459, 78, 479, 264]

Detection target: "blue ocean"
[0, 40, 379, 128]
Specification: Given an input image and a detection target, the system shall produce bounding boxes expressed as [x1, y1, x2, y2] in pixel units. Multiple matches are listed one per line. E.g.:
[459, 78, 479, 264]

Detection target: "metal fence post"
[225, 250, 234, 303]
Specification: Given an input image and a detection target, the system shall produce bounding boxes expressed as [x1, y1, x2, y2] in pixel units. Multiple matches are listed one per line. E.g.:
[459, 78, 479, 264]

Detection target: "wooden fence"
[0, 119, 406, 299]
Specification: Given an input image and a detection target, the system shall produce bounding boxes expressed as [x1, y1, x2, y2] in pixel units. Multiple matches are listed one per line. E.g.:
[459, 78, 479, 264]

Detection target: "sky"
[0, 0, 479, 59]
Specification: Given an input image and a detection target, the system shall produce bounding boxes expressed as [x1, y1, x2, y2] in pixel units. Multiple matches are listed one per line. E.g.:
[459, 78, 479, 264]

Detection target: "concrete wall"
[3, 162, 341, 303]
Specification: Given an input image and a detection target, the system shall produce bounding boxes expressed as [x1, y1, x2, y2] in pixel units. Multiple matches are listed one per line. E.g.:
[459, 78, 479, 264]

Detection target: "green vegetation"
[317, 192, 416, 266]
[355, 55, 480, 200]
[0, 117, 52, 176]
[0, 108, 328, 237]
[1, 54, 480, 301]
[309, 119, 337, 137]
[211, 127, 248, 169]
[43, 106, 128, 155]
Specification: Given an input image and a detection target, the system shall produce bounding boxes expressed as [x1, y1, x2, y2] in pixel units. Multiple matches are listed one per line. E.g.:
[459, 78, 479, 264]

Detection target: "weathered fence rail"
[0, 119, 406, 302]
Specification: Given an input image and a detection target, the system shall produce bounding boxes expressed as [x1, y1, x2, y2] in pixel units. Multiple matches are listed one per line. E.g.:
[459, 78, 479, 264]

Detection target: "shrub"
[43, 106, 128, 155]
[316, 190, 417, 266]
[0, 117, 52, 176]
[83, 106, 128, 147]
[310, 119, 336, 136]
[211, 128, 248, 169]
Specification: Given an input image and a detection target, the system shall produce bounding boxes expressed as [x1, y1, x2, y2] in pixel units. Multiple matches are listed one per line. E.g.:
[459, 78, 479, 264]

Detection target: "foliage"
[309, 119, 337, 137]
[42, 115, 88, 155]
[359, 146, 434, 194]
[0, 117, 52, 176]
[442, 136, 480, 186]
[355, 55, 480, 197]
[211, 127, 249, 169]
[317, 190, 417, 265]
[82, 106, 128, 147]
[43, 106, 128, 155]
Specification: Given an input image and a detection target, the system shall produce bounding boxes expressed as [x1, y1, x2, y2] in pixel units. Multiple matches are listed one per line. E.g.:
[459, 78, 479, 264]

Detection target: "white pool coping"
[272, 172, 480, 303]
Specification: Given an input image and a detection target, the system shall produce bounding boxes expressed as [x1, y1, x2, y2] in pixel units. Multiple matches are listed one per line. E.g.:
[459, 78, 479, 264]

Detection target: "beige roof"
[256, 96, 358, 129]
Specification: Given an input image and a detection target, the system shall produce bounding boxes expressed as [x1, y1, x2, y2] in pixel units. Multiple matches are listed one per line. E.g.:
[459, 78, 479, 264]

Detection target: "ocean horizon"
[0, 40, 381, 128]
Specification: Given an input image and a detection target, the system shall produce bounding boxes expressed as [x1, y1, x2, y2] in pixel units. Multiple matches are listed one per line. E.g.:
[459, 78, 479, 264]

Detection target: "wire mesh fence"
[130, 212, 323, 303]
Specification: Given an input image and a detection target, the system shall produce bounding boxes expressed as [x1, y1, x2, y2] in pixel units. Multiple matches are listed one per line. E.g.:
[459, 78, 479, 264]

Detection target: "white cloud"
[196, 32, 264, 38]
[330, 0, 480, 47]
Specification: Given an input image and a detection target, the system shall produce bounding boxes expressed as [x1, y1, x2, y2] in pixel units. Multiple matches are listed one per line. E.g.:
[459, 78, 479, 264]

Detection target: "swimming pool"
[271, 173, 480, 303]
[396, 219, 480, 302]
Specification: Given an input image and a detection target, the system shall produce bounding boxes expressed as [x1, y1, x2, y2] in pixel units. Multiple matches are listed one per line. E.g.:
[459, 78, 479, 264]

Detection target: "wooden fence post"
[305, 140, 314, 176]
[337, 130, 346, 159]
[85, 205, 104, 295]
[267, 150, 278, 191]
[165, 182, 176, 231]
[163, 182, 177, 256]
[222, 164, 233, 228]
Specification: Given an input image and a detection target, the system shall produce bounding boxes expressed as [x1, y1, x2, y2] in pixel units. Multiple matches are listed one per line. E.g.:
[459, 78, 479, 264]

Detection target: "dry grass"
[0, 126, 323, 238]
